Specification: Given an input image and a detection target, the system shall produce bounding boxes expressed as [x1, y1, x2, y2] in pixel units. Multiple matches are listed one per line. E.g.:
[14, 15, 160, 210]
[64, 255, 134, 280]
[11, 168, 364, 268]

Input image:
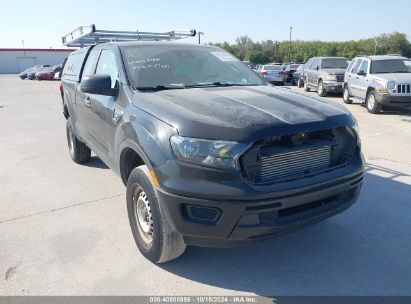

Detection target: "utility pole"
[374, 38, 378, 55]
[288, 26, 293, 63]
[198, 31, 204, 45]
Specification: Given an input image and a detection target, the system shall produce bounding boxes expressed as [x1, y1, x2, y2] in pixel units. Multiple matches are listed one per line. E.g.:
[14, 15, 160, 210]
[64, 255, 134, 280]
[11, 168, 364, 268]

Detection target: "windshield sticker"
[211, 52, 238, 62]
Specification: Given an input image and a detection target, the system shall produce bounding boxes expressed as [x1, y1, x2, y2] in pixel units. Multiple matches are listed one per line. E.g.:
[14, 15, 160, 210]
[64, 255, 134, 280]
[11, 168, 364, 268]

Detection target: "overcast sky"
[1, 0, 411, 48]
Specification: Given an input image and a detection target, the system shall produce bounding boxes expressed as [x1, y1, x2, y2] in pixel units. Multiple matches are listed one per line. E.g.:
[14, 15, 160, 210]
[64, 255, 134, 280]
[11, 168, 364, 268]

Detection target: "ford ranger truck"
[61, 42, 365, 263]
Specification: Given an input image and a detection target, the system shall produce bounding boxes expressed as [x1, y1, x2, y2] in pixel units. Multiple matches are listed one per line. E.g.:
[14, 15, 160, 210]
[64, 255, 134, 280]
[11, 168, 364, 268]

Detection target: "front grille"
[240, 127, 357, 184]
[397, 84, 411, 94]
[260, 145, 331, 183]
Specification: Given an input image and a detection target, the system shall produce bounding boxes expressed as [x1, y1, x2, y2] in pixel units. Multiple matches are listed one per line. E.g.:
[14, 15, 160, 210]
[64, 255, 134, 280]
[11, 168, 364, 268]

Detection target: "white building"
[0, 48, 75, 74]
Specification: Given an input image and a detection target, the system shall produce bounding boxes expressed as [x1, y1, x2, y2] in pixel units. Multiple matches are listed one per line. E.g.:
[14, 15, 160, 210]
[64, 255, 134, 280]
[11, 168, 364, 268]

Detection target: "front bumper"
[323, 80, 343, 93]
[377, 94, 411, 107]
[157, 167, 364, 248]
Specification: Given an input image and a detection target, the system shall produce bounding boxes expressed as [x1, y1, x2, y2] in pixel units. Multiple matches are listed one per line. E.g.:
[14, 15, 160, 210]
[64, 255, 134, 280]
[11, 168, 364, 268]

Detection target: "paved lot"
[1, 75, 411, 296]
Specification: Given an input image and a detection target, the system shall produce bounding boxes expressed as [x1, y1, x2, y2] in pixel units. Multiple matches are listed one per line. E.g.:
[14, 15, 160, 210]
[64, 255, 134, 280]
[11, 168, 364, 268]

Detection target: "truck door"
[81, 48, 120, 165]
[75, 47, 101, 146]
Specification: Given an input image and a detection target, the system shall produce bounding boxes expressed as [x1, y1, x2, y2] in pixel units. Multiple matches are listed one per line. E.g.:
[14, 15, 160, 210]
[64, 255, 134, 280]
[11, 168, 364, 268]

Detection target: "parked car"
[19, 67, 36, 80]
[18, 65, 50, 79]
[343, 55, 411, 113]
[62, 41, 364, 263]
[283, 64, 302, 84]
[36, 67, 55, 80]
[258, 64, 285, 84]
[25, 65, 51, 80]
[303, 57, 349, 96]
[293, 64, 305, 87]
[26, 70, 38, 80]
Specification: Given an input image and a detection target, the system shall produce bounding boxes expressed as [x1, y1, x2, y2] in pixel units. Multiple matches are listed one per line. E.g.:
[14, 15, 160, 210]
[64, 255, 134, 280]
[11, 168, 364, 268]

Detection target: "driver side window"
[95, 50, 118, 88]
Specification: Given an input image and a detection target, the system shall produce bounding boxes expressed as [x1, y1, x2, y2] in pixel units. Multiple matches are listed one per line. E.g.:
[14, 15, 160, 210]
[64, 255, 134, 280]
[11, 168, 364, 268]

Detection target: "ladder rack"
[62, 24, 196, 47]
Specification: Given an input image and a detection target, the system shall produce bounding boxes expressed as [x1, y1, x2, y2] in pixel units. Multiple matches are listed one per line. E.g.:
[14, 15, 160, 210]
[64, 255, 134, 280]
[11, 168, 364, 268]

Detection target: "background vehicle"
[343, 55, 411, 113]
[35, 65, 62, 80]
[259, 64, 284, 84]
[18, 64, 50, 79]
[25, 65, 51, 80]
[19, 67, 36, 79]
[283, 63, 302, 84]
[293, 64, 305, 87]
[304, 57, 348, 96]
[61, 25, 364, 264]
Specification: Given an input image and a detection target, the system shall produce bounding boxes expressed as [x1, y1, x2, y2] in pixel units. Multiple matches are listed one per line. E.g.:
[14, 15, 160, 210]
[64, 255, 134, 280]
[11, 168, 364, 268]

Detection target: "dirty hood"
[132, 85, 354, 142]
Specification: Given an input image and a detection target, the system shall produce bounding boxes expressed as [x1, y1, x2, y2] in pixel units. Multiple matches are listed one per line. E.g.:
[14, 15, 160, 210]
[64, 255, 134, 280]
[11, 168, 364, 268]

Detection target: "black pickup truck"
[61, 41, 364, 263]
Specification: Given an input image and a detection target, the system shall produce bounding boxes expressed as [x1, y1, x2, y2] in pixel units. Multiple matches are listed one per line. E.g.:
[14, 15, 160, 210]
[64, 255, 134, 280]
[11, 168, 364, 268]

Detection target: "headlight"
[386, 81, 396, 91]
[351, 117, 359, 135]
[170, 135, 248, 169]
[324, 74, 337, 81]
[350, 116, 361, 145]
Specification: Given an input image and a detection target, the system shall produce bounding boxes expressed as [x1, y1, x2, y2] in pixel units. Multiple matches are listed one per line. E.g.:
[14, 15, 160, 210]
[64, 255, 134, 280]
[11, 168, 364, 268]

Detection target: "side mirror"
[81, 74, 118, 96]
[314, 65, 319, 70]
[357, 70, 366, 76]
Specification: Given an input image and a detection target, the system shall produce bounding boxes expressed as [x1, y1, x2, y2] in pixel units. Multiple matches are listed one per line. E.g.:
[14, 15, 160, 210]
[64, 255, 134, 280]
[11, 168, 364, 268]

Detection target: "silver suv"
[343, 55, 411, 114]
[303, 57, 349, 96]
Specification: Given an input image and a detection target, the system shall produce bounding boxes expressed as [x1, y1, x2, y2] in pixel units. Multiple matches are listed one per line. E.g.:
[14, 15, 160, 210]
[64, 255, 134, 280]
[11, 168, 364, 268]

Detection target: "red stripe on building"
[0, 48, 76, 52]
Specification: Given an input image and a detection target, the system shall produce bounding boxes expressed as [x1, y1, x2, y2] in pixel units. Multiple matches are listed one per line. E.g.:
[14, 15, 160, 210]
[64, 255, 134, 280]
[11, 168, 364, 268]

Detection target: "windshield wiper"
[136, 84, 185, 91]
[185, 82, 260, 88]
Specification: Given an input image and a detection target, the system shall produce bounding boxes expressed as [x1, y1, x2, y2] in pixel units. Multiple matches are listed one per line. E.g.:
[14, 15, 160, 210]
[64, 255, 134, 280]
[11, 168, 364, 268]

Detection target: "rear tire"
[366, 90, 382, 114]
[127, 165, 186, 263]
[343, 86, 352, 104]
[317, 80, 327, 97]
[304, 78, 310, 92]
[66, 119, 91, 164]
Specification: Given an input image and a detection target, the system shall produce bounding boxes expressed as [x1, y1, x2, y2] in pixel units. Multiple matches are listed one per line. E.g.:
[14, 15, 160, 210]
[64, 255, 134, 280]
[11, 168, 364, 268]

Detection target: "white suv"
[343, 55, 411, 114]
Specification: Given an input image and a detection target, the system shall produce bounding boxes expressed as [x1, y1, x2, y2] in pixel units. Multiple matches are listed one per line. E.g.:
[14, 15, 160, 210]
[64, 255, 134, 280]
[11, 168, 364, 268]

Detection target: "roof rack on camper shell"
[62, 24, 197, 47]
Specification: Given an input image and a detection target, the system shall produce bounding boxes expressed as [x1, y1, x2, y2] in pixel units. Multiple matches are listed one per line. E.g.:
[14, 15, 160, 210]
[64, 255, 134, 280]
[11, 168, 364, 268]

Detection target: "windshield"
[371, 60, 411, 74]
[321, 58, 348, 69]
[264, 65, 281, 71]
[120, 45, 264, 89]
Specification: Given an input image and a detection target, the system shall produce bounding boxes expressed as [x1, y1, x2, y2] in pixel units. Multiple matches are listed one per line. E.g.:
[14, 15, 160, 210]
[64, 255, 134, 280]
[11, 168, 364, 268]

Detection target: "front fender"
[114, 109, 177, 176]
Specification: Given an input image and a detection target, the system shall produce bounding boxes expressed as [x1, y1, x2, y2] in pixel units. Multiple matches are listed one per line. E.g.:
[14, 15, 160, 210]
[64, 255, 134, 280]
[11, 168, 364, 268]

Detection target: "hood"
[322, 68, 347, 75]
[371, 73, 411, 83]
[132, 85, 354, 142]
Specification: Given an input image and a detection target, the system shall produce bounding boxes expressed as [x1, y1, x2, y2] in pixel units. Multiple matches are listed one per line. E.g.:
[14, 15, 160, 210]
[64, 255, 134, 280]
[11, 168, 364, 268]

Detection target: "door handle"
[113, 108, 123, 123]
[84, 96, 91, 106]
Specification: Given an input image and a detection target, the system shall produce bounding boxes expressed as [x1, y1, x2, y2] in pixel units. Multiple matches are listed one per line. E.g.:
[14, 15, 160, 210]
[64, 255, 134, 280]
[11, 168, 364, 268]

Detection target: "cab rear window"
[62, 48, 90, 81]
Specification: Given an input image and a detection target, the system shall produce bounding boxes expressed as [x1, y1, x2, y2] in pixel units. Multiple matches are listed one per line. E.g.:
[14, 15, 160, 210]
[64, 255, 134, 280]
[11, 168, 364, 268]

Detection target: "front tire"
[366, 91, 382, 114]
[343, 86, 352, 104]
[297, 78, 303, 88]
[317, 80, 327, 97]
[303, 78, 310, 91]
[127, 165, 186, 263]
[66, 119, 91, 164]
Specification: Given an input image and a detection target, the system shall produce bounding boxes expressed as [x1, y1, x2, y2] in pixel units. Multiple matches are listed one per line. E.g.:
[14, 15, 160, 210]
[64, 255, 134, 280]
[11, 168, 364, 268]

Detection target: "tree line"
[209, 32, 411, 63]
